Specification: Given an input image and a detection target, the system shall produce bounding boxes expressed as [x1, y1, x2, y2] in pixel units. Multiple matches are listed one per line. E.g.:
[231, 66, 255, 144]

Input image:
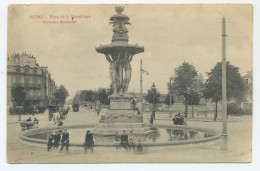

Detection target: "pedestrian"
[33, 118, 38, 128]
[53, 131, 61, 148]
[152, 111, 155, 119]
[172, 115, 178, 125]
[26, 117, 32, 122]
[58, 120, 63, 126]
[84, 130, 94, 153]
[47, 134, 54, 151]
[150, 114, 154, 124]
[128, 131, 135, 151]
[114, 131, 121, 149]
[179, 115, 184, 125]
[97, 107, 100, 116]
[32, 106, 36, 116]
[120, 130, 129, 150]
[60, 129, 69, 153]
[136, 140, 143, 152]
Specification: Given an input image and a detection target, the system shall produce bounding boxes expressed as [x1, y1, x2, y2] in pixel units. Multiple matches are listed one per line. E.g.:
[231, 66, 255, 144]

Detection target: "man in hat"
[172, 115, 178, 125]
[47, 134, 55, 151]
[60, 129, 69, 153]
[53, 131, 61, 148]
[84, 130, 94, 153]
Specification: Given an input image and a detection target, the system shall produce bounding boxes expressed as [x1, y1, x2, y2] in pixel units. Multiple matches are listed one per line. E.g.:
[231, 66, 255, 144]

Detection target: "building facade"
[241, 70, 253, 112]
[7, 52, 57, 113]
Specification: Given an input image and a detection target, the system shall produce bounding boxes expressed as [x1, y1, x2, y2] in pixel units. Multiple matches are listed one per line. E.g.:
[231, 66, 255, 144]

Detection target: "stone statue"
[110, 63, 118, 94]
[106, 54, 119, 94]
[124, 63, 132, 92]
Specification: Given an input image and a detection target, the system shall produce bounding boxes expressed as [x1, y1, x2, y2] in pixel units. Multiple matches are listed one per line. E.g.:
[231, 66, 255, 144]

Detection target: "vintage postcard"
[6, 4, 253, 163]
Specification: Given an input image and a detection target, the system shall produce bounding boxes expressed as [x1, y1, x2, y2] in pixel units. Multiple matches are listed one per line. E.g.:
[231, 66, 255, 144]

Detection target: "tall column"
[140, 59, 143, 114]
[169, 78, 172, 117]
[118, 62, 123, 94]
[221, 16, 228, 150]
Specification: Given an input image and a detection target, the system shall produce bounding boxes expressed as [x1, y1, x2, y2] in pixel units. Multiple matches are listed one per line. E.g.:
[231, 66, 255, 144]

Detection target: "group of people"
[47, 129, 70, 153]
[114, 130, 143, 152]
[172, 112, 186, 125]
[25, 117, 39, 129]
[47, 129, 144, 153]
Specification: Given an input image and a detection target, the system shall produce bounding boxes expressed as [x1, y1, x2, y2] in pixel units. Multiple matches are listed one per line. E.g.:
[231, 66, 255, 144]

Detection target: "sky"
[7, 4, 253, 98]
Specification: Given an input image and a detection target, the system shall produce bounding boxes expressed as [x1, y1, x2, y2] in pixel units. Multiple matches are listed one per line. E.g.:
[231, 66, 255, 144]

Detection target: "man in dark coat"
[53, 132, 61, 148]
[47, 134, 54, 151]
[60, 129, 69, 153]
[172, 115, 179, 125]
[84, 130, 94, 153]
[179, 114, 184, 125]
[120, 130, 129, 150]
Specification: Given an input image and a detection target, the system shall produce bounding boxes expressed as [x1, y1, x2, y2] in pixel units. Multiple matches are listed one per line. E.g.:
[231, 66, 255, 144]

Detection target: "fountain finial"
[115, 6, 124, 13]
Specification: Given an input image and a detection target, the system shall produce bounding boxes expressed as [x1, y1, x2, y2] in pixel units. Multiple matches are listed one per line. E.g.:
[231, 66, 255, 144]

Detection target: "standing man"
[33, 118, 39, 128]
[60, 129, 69, 153]
[84, 130, 94, 153]
[150, 114, 154, 124]
[172, 115, 178, 125]
[32, 105, 36, 116]
[96, 106, 101, 116]
[47, 134, 54, 151]
[53, 131, 61, 148]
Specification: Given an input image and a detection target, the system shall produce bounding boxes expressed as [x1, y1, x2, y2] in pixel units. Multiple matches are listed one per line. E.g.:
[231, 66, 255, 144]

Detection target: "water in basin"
[28, 128, 213, 144]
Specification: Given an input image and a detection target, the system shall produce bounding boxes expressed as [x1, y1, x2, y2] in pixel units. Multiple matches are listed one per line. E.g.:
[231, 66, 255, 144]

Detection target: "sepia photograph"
[5, 4, 253, 163]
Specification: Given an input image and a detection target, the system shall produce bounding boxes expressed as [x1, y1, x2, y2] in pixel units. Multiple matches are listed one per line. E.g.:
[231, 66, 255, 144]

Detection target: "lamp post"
[140, 59, 149, 115]
[169, 78, 173, 117]
[221, 16, 228, 150]
[152, 82, 156, 119]
[18, 105, 21, 121]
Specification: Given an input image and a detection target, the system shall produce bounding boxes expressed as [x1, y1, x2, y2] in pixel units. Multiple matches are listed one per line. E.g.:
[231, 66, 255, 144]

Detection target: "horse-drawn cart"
[20, 121, 34, 131]
[48, 105, 59, 121]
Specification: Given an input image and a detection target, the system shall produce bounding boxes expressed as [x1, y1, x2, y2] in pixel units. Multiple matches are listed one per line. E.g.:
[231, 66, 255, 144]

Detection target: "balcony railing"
[13, 83, 41, 89]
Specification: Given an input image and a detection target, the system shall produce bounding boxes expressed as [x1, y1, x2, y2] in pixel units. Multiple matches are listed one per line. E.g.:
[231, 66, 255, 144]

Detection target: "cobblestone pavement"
[6, 107, 252, 163]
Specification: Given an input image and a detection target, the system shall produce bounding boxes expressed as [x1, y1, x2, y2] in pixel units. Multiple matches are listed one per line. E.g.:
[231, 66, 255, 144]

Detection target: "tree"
[172, 62, 199, 118]
[78, 90, 95, 104]
[53, 85, 69, 106]
[203, 61, 247, 121]
[96, 88, 110, 105]
[164, 94, 175, 106]
[11, 86, 26, 121]
[145, 83, 160, 119]
[187, 91, 200, 117]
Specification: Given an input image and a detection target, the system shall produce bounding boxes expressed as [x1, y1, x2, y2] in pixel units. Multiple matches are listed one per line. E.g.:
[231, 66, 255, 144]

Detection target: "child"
[136, 140, 143, 152]
[128, 131, 135, 151]
[114, 132, 121, 149]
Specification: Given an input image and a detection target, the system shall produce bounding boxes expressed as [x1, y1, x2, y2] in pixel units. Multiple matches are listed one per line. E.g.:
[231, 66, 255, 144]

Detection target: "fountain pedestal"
[93, 6, 154, 136]
[93, 95, 154, 135]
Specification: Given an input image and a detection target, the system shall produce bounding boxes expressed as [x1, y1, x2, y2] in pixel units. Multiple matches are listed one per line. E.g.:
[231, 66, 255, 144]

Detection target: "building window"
[33, 77, 38, 85]
[16, 67, 21, 73]
[33, 69, 37, 74]
[25, 68, 29, 74]
[15, 76, 21, 83]
[24, 77, 30, 87]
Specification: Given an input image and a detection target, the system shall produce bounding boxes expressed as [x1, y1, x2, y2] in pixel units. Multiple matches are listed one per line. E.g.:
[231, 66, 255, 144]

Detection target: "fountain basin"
[19, 124, 221, 148]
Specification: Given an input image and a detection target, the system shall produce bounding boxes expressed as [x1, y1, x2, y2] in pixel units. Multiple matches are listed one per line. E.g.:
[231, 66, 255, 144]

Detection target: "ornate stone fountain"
[94, 6, 152, 135]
